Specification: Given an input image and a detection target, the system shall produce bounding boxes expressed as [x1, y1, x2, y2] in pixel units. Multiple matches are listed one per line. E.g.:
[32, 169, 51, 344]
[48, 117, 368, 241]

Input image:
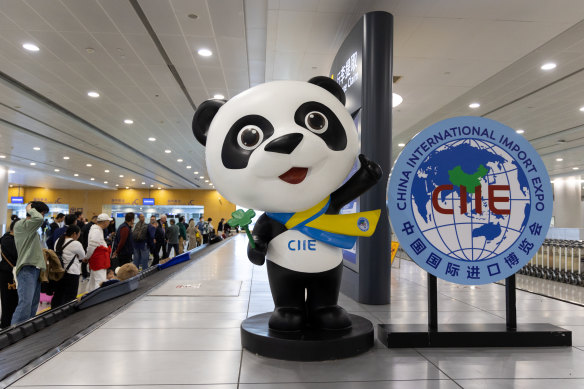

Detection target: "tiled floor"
[8, 235, 584, 388]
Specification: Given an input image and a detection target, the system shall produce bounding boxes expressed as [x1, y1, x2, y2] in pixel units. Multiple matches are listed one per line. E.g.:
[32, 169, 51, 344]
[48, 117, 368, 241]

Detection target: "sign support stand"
[378, 271, 571, 348]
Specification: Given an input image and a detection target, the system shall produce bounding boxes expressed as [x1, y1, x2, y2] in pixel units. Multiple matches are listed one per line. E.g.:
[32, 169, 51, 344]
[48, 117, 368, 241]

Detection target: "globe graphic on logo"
[411, 139, 530, 262]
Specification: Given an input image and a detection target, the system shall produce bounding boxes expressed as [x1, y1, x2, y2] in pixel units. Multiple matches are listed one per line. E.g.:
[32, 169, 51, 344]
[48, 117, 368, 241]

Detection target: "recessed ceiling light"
[131, 178, 136, 181]
[54, 169, 60, 172]
[199, 176, 204, 179]
[104, 181, 108, 184]
[9, 185, 13, 188]
[90, 177, 95, 180]
[148, 137, 156, 141]
[194, 171, 199, 174]
[87, 91, 100, 98]
[516, 129, 525, 134]
[115, 184, 119, 187]
[8, 170, 15, 174]
[392, 93, 403, 108]
[119, 174, 124, 178]
[579, 106, 584, 112]
[164, 149, 171, 153]
[205, 180, 209, 182]
[541, 62, 557, 70]
[573, 167, 579, 170]
[141, 181, 145, 185]
[157, 187, 162, 190]
[125, 186, 129, 189]
[0, 155, 5, 158]
[30, 162, 36, 166]
[398, 143, 405, 147]
[177, 159, 183, 162]
[124, 119, 134, 124]
[104, 169, 110, 173]
[150, 184, 154, 187]
[198, 48, 212, 57]
[186, 165, 191, 169]
[213, 94, 225, 99]
[209, 183, 213, 186]
[86, 163, 92, 167]
[22, 43, 40, 52]
[74, 173, 79, 177]
[63, 156, 70, 160]
[469, 102, 480, 109]
[33, 147, 40, 151]
[556, 158, 564, 161]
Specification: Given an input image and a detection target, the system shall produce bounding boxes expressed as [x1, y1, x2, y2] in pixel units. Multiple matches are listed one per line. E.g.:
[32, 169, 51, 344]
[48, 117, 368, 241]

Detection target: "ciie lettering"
[288, 239, 317, 251]
[432, 184, 510, 215]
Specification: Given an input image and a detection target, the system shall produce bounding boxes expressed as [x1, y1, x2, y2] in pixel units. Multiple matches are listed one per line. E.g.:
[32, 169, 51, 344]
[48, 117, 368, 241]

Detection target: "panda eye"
[237, 125, 264, 150]
[304, 111, 328, 134]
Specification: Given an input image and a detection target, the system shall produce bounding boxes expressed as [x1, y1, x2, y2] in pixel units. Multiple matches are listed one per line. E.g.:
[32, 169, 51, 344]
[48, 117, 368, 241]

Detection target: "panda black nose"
[264, 133, 303, 154]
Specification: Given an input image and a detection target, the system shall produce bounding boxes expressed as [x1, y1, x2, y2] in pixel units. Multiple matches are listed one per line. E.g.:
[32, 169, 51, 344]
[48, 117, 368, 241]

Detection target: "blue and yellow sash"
[266, 197, 380, 249]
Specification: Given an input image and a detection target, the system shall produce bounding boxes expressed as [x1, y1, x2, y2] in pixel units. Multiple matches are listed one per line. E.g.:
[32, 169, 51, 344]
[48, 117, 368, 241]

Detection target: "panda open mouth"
[279, 167, 308, 184]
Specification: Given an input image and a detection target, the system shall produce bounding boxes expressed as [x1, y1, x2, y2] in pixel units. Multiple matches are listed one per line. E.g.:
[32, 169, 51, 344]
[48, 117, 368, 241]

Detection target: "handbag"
[1, 251, 17, 290]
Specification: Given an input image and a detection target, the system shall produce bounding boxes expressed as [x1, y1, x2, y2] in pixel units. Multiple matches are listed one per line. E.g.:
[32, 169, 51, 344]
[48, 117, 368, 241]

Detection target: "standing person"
[203, 218, 214, 244]
[217, 218, 225, 234]
[51, 225, 85, 308]
[47, 213, 64, 242]
[112, 213, 135, 268]
[48, 214, 76, 251]
[74, 211, 85, 229]
[156, 214, 168, 259]
[11, 201, 50, 325]
[86, 214, 112, 292]
[165, 219, 180, 257]
[79, 215, 96, 280]
[186, 219, 199, 251]
[0, 218, 20, 328]
[147, 216, 159, 266]
[132, 214, 149, 271]
[196, 216, 205, 234]
[178, 216, 187, 254]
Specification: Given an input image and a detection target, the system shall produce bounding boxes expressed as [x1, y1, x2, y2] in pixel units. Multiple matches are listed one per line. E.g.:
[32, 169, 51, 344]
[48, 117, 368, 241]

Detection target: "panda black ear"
[192, 99, 226, 146]
[308, 76, 346, 106]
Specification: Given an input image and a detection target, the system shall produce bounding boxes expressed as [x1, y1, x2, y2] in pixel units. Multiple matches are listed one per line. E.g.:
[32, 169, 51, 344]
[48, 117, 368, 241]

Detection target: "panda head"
[193, 76, 358, 213]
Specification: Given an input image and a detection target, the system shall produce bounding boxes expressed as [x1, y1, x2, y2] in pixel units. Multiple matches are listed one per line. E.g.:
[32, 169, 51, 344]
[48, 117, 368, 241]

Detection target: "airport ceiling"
[1, 0, 584, 190]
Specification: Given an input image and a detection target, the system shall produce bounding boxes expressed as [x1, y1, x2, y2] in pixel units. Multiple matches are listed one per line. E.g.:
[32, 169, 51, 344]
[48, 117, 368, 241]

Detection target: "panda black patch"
[221, 115, 275, 169]
[294, 101, 347, 151]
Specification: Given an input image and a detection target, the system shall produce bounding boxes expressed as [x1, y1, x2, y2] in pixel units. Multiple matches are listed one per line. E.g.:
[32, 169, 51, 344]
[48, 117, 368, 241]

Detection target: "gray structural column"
[359, 11, 393, 304]
[0, 166, 8, 234]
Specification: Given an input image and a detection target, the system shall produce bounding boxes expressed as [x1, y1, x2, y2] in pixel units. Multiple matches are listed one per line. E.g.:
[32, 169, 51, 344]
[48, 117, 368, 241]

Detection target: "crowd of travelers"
[0, 201, 230, 328]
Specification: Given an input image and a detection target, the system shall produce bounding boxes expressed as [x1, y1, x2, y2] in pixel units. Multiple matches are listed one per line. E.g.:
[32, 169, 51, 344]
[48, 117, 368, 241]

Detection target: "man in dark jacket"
[147, 216, 159, 265]
[47, 214, 76, 250]
[178, 216, 187, 254]
[156, 214, 168, 259]
[112, 213, 135, 268]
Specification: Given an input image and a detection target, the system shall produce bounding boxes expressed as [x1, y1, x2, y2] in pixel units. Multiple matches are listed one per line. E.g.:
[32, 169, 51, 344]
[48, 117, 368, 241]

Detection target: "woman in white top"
[52, 225, 86, 308]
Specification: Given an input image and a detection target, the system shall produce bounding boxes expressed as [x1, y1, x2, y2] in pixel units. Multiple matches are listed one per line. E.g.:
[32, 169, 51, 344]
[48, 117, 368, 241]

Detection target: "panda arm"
[247, 213, 287, 266]
[328, 154, 382, 214]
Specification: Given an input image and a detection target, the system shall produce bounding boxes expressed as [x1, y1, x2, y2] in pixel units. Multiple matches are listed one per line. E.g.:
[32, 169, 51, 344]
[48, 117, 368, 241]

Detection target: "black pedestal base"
[378, 323, 572, 348]
[241, 313, 374, 361]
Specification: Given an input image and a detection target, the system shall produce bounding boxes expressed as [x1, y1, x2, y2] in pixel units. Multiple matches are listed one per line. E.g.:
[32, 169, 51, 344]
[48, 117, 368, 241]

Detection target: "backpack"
[202, 222, 210, 235]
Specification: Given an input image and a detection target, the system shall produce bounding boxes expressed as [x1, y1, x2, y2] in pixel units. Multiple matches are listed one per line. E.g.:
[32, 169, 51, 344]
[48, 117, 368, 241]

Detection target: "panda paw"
[268, 307, 305, 332]
[247, 240, 267, 266]
[310, 305, 352, 330]
[358, 154, 382, 180]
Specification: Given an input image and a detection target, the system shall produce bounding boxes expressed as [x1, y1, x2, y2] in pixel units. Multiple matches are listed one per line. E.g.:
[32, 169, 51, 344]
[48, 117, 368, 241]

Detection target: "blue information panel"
[388, 116, 552, 285]
[143, 198, 155, 205]
[11, 197, 24, 204]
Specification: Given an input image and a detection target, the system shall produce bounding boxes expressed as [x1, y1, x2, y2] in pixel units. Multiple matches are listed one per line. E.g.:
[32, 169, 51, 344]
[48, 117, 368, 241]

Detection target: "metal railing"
[519, 239, 584, 285]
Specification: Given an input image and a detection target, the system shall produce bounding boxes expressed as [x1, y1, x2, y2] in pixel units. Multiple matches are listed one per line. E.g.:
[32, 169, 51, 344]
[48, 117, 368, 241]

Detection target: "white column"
[552, 176, 583, 228]
[0, 165, 8, 235]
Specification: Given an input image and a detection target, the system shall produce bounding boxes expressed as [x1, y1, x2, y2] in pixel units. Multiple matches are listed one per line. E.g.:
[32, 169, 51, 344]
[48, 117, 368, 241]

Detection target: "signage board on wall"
[11, 197, 24, 204]
[330, 17, 363, 115]
[388, 116, 553, 285]
[143, 198, 155, 205]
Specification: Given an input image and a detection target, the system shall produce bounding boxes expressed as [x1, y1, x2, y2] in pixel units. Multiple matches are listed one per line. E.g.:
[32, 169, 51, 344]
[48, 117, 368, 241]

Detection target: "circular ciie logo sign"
[388, 116, 552, 285]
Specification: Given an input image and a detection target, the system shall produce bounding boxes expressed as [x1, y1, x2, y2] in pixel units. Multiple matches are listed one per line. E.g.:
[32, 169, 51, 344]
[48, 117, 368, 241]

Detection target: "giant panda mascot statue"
[193, 76, 382, 359]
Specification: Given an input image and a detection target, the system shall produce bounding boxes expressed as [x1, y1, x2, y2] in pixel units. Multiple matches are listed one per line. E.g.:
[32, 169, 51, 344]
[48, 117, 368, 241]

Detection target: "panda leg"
[266, 261, 306, 331]
[306, 262, 351, 330]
